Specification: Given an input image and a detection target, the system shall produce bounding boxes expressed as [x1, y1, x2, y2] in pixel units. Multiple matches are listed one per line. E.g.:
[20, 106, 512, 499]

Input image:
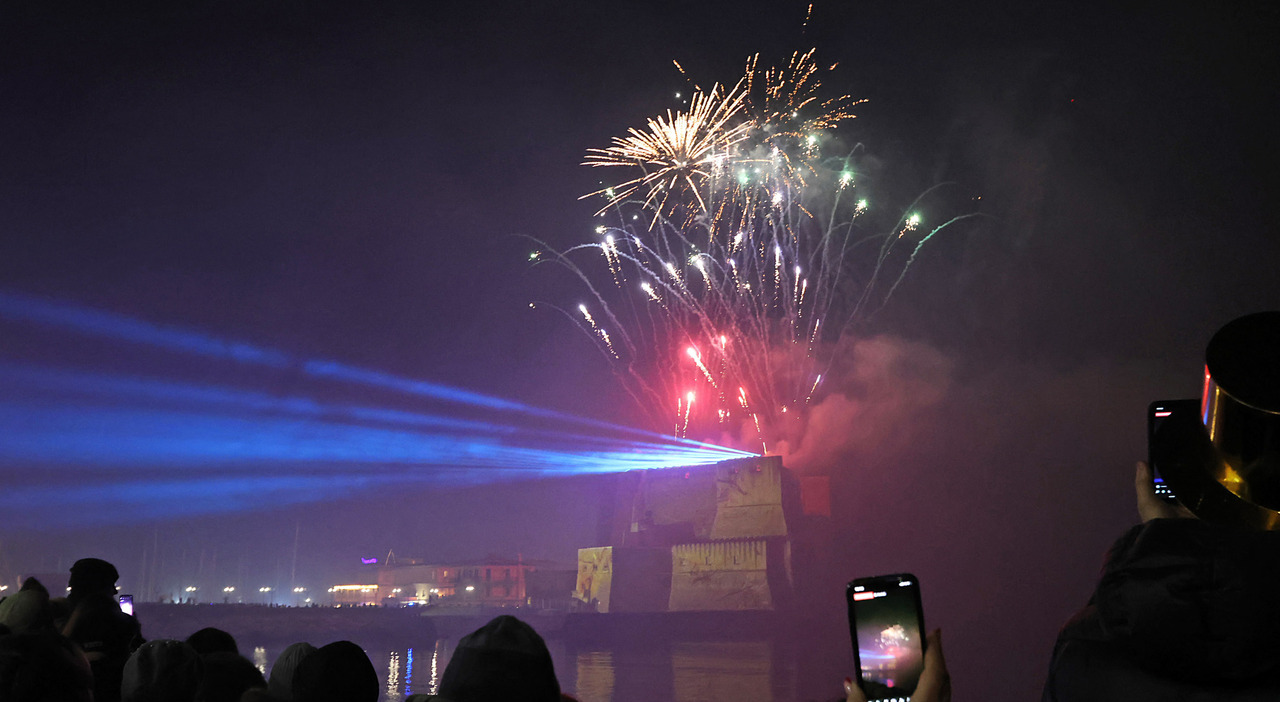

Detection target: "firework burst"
[583, 83, 751, 227]
[538, 50, 973, 451]
[583, 50, 865, 235]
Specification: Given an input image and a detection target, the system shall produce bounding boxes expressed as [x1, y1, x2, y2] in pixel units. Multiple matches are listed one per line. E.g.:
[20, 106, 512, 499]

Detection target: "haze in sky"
[2, 2, 1277, 699]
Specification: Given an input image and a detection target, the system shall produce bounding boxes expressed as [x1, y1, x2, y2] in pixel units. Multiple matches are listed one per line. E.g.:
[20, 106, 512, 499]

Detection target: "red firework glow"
[533, 50, 975, 451]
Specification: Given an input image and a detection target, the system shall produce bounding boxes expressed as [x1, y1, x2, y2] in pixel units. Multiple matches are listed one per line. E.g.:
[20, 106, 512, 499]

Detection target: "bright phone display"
[847, 573, 926, 701]
[118, 594, 133, 616]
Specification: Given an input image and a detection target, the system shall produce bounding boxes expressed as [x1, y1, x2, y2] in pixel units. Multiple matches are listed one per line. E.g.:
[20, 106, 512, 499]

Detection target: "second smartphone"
[847, 573, 926, 701]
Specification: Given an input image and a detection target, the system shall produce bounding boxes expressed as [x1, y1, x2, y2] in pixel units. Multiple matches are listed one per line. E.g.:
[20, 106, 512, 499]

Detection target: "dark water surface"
[243, 635, 846, 702]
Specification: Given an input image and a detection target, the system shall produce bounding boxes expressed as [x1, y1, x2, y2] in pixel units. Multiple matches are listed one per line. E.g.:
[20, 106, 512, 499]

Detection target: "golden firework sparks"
[533, 49, 975, 446]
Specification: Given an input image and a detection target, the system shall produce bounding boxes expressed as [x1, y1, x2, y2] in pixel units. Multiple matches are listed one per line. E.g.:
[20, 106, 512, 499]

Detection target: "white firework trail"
[532, 50, 977, 447]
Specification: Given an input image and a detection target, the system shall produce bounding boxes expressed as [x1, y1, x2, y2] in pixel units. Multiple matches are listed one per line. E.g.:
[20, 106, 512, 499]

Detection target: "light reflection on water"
[672, 642, 774, 702]
[386, 650, 399, 700]
[247, 636, 811, 702]
[574, 650, 615, 701]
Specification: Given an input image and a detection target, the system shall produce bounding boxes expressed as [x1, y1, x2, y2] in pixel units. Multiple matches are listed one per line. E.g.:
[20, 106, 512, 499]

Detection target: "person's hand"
[844, 629, 950, 702]
[1134, 461, 1194, 522]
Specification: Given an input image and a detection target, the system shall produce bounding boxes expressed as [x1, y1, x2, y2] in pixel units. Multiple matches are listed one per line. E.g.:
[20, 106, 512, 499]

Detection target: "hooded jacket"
[1044, 518, 1280, 701]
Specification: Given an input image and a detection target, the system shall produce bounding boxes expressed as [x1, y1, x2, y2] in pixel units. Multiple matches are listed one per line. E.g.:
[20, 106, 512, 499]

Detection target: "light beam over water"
[0, 291, 753, 529]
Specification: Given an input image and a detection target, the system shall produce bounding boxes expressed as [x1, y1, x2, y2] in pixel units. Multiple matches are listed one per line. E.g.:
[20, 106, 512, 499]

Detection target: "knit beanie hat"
[121, 639, 203, 702]
[268, 642, 316, 701]
[0, 589, 52, 634]
[69, 559, 119, 593]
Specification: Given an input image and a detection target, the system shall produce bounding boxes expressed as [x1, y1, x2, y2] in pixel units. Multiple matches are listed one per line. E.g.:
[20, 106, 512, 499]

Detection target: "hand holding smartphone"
[847, 573, 927, 701]
[118, 594, 134, 616]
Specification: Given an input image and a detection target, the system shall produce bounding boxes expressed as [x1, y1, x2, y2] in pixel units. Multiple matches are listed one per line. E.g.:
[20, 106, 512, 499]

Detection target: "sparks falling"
[537, 49, 974, 447]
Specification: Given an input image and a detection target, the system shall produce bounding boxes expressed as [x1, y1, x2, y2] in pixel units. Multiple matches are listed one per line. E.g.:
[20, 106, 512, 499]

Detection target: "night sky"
[3, 1, 1279, 700]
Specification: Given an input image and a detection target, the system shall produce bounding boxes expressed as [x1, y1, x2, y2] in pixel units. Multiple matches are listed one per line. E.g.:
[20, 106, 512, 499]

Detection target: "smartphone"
[118, 594, 134, 616]
[847, 573, 926, 701]
[1148, 399, 1197, 505]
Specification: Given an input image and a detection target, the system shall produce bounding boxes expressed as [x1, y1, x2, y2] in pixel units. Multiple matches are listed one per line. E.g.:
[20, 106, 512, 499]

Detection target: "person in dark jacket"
[61, 558, 143, 702]
[1044, 312, 1280, 700]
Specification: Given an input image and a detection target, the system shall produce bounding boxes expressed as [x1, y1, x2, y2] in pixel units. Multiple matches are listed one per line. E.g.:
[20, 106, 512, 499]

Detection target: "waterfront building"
[370, 555, 572, 608]
[574, 455, 830, 613]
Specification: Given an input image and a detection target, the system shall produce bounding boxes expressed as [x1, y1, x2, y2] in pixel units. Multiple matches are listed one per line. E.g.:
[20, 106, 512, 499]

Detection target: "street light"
[184, 586, 197, 593]
[292, 587, 306, 593]
[258, 587, 272, 593]
[223, 587, 236, 593]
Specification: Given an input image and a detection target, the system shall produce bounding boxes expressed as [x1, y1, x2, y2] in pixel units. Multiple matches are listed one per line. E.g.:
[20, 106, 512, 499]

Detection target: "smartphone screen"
[1148, 399, 1197, 505]
[118, 594, 134, 616]
[847, 573, 926, 701]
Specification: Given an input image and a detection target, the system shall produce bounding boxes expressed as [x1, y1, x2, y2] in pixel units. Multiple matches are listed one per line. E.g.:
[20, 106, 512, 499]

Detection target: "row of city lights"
[0, 582, 479, 598]
[169, 586, 313, 593]
[0, 582, 350, 600]
[322, 585, 477, 594]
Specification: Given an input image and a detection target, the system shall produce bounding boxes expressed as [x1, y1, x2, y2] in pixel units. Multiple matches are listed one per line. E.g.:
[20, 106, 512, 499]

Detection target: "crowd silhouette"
[0, 560, 576, 702]
[0, 552, 594, 702]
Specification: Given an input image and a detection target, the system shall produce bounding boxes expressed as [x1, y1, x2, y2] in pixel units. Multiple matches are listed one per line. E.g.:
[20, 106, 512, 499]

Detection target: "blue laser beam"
[0, 364, 740, 466]
[0, 368, 744, 528]
[0, 290, 742, 454]
[0, 291, 756, 529]
[0, 399, 741, 470]
[0, 290, 291, 367]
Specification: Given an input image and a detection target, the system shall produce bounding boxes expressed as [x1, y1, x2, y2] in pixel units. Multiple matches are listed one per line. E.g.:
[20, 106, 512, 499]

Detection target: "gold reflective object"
[1157, 312, 1280, 530]
[1203, 375, 1280, 511]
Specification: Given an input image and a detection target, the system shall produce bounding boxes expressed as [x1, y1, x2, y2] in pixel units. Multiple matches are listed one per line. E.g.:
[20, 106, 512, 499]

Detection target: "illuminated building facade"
[575, 455, 824, 613]
[328, 584, 381, 606]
